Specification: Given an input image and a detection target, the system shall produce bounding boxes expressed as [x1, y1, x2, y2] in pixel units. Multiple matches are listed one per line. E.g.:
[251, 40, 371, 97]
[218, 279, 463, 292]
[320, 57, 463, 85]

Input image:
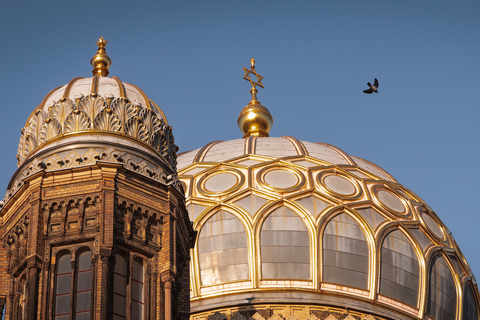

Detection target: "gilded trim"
[194, 141, 222, 163]
[244, 136, 257, 155]
[112, 76, 126, 98]
[284, 136, 308, 156]
[62, 77, 85, 99]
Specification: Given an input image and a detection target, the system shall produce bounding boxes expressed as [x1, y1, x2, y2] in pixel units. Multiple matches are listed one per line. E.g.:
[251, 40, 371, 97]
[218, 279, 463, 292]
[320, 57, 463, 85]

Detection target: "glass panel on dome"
[323, 175, 356, 196]
[186, 204, 209, 222]
[356, 207, 385, 231]
[379, 230, 419, 307]
[323, 213, 369, 289]
[260, 207, 310, 280]
[264, 170, 298, 189]
[409, 228, 432, 252]
[204, 172, 238, 192]
[296, 196, 330, 218]
[198, 211, 249, 286]
[422, 213, 444, 239]
[233, 195, 268, 217]
[463, 283, 479, 320]
[426, 255, 457, 320]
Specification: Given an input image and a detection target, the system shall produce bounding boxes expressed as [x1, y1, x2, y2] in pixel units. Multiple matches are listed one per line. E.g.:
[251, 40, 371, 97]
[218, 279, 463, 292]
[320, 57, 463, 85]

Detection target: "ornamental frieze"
[2, 145, 181, 209]
[16, 93, 178, 172]
[116, 196, 165, 246]
[42, 194, 101, 238]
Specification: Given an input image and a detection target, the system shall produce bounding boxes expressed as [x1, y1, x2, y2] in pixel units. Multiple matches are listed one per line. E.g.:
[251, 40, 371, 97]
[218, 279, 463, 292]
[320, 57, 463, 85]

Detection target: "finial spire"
[238, 58, 273, 138]
[90, 37, 111, 77]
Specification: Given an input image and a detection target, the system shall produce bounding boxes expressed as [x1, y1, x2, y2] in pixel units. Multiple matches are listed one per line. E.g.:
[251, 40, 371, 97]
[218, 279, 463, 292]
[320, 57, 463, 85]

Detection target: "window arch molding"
[462, 280, 480, 320]
[192, 205, 252, 292]
[50, 244, 95, 320]
[424, 249, 461, 320]
[375, 225, 425, 312]
[254, 201, 314, 284]
[318, 207, 375, 296]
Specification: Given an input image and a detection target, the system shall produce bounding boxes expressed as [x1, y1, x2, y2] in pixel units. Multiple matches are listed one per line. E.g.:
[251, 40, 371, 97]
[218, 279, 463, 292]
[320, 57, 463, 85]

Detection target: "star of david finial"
[243, 58, 264, 89]
[96, 37, 108, 51]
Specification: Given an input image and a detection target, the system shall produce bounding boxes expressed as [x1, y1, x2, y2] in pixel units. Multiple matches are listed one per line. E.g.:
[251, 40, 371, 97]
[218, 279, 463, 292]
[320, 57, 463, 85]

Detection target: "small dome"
[17, 75, 170, 167]
[3, 38, 180, 209]
[178, 136, 479, 320]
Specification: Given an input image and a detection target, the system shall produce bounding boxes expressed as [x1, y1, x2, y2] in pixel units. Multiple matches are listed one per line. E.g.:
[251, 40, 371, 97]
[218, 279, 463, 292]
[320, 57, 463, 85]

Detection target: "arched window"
[75, 250, 92, 319]
[54, 248, 93, 320]
[260, 206, 310, 280]
[55, 253, 72, 319]
[463, 282, 479, 320]
[197, 210, 249, 286]
[322, 213, 369, 289]
[113, 255, 127, 320]
[379, 229, 419, 307]
[426, 254, 457, 320]
[113, 254, 146, 320]
[19, 276, 27, 320]
[132, 260, 145, 319]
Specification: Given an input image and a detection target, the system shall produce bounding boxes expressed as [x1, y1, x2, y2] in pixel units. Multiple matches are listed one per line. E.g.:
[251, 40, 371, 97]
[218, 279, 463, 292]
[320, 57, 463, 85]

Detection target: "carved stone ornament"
[268, 314, 284, 320]
[2, 215, 29, 270]
[2, 144, 182, 209]
[208, 312, 228, 320]
[286, 314, 301, 320]
[306, 315, 319, 320]
[117, 196, 164, 246]
[250, 313, 266, 320]
[231, 313, 247, 320]
[16, 94, 178, 171]
[42, 195, 101, 238]
[324, 315, 338, 320]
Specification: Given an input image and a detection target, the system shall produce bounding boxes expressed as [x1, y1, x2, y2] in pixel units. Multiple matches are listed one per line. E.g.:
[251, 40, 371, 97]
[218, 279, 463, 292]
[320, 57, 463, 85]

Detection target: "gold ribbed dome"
[16, 38, 174, 170]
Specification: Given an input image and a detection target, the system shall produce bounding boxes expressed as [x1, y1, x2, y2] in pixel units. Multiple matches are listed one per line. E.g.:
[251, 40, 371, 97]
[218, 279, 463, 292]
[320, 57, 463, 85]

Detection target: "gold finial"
[238, 58, 273, 138]
[90, 37, 112, 77]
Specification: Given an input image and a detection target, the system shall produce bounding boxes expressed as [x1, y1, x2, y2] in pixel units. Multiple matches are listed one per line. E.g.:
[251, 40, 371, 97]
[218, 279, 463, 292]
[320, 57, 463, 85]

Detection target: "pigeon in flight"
[363, 78, 379, 94]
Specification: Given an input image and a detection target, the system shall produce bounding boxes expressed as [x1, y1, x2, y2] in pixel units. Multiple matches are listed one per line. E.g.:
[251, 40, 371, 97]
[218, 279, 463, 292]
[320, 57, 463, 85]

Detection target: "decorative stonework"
[250, 313, 266, 320]
[17, 93, 178, 171]
[117, 196, 165, 246]
[42, 194, 101, 238]
[2, 145, 181, 210]
[2, 215, 29, 270]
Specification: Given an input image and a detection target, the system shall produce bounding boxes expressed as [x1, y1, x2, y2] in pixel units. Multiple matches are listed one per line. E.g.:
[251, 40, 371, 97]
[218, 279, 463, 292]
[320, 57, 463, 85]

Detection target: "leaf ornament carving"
[125, 117, 148, 142]
[94, 109, 121, 132]
[64, 110, 91, 133]
[151, 130, 166, 154]
[79, 95, 105, 125]
[140, 109, 163, 143]
[28, 110, 48, 142]
[112, 97, 135, 132]
[16, 131, 27, 165]
[38, 119, 61, 145]
[51, 99, 74, 133]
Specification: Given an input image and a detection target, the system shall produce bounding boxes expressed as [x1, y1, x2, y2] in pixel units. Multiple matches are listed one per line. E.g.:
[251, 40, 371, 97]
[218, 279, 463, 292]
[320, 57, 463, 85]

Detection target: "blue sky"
[1, 1, 479, 281]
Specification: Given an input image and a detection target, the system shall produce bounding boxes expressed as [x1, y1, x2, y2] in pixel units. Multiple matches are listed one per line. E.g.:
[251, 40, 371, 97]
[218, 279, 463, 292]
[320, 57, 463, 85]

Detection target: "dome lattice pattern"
[178, 137, 479, 320]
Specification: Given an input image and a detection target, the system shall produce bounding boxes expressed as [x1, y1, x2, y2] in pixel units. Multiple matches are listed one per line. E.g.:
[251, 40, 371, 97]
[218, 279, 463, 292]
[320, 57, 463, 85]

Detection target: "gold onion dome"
[6, 38, 180, 206]
[237, 58, 273, 137]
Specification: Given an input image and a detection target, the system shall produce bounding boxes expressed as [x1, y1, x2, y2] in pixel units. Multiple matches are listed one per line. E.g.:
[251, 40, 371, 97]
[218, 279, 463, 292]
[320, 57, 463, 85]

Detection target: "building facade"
[0, 38, 195, 320]
[0, 39, 479, 320]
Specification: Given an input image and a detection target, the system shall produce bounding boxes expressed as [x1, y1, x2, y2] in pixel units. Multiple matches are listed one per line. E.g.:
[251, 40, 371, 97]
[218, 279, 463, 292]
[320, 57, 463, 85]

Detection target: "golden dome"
[178, 137, 479, 320]
[177, 60, 479, 320]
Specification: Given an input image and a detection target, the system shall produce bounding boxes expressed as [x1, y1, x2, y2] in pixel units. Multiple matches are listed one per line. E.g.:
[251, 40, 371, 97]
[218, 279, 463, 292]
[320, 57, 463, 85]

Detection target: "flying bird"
[363, 78, 379, 94]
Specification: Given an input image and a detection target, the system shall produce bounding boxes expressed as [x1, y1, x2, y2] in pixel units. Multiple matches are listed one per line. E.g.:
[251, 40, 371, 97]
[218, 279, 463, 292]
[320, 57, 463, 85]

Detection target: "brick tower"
[0, 38, 194, 320]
